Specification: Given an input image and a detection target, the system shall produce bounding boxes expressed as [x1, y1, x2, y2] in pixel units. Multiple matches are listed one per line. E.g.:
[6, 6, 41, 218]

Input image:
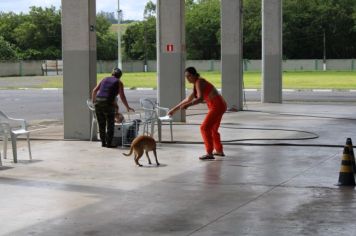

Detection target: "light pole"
[323, 29, 326, 71]
[143, 13, 148, 72]
[117, 0, 122, 69]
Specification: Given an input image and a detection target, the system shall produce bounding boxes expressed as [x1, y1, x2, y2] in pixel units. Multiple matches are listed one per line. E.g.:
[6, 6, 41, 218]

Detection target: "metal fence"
[1, 59, 356, 76]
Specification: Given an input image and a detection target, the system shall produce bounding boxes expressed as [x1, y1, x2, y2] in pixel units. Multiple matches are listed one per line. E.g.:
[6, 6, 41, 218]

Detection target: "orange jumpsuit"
[194, 79, 227, 154]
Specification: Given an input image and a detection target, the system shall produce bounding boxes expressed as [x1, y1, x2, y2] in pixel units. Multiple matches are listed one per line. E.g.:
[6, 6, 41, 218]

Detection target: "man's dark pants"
[95, 101, 115, 146]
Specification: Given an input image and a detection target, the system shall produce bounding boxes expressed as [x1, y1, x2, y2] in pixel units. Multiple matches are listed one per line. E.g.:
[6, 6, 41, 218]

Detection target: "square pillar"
[157, 0, 186, 122]
[221, 0, 243, 111]
[62, 0, 97, 139]
[262, 0, 282, 103]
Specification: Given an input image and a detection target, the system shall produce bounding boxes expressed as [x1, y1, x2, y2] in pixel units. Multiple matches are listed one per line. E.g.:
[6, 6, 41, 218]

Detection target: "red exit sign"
[166, 44, 174, 52]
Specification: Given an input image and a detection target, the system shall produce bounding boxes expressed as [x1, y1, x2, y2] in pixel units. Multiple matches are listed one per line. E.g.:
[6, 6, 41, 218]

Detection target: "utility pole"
[117, 0, 122, 69]
[323, 29, 326, 71]
[143, 12, 148, 72]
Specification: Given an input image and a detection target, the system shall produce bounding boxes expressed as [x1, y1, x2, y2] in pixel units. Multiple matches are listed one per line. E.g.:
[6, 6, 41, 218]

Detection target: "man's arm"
[118, 81, 135, 112]
[91, 82, 101, 102]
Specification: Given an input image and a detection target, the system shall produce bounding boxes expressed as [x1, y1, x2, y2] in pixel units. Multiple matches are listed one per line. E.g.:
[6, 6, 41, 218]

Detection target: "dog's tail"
[123, 146, 133, 156]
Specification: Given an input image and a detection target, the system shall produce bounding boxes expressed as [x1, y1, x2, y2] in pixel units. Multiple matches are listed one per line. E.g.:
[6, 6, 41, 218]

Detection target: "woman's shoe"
[199, 154, 215, 160]
[213, 152, 225, 157]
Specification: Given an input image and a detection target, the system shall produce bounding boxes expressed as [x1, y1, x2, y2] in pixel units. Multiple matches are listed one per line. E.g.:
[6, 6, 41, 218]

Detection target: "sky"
[0, 0, 149, 21]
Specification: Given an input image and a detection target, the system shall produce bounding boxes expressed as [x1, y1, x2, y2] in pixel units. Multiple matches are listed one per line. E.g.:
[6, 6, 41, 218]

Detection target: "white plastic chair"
[0, 111, 32, 163]
[0, 123, 9, 166]
[139, 98, 157, 137]
[139, 98, 173, 142]
[0, 123, 8, 164]
[86, 99, 98, 141]
[156, 105, 173, 142]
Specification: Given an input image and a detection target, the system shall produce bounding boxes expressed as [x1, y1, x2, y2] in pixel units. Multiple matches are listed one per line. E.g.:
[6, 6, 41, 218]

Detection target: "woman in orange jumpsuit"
[168, 67, 227, 160]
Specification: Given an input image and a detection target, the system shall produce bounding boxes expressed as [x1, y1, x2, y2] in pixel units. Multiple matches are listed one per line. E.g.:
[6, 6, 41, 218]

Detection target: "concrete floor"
[1, 102, 356, 236]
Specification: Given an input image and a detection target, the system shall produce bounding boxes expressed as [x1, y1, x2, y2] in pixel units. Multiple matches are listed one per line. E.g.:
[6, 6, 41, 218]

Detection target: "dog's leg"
[145, 151, 152, 164]
[153, 149, 160, 166]
[134, 153, 142, 167]
[135, 150, 144, 167]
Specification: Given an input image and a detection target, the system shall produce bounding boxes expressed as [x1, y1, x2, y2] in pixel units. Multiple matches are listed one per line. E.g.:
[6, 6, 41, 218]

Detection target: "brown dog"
[123, 135, 159, 166]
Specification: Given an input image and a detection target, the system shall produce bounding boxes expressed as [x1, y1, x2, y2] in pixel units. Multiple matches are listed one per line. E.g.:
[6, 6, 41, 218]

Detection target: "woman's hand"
[180, 103, 190, 110]
[168, 109, 174, 117]
[127, 107, 135, 112]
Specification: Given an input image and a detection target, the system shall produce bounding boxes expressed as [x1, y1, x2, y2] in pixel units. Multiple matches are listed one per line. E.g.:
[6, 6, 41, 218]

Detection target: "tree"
[243, 0, 261, 59]
[185, 0, 195, 8]
[2, 1, 354, 61]
[144, 17, 157, 60]
[122, 21, 155, 60]
[124, 0, 222, 60]
[283, 0, 356, 59]
[0, 6, 119, 60]
[122, 23, 141, 60]
[144, 1, 156, 19]
[2, 6, 62, 59]
[97, 11, 117, 24]
[283, 0, 326, 59]
[96, 14, 112, 35]
[143, 1, 157, 65]
[122, 1, 157, 61]
[0, 36, 17, 60]
[0, 12, 25, 45]
[186, 0, 220, 59]
[317, 0, 356, 58]
[96, 14, 118, 60]
[97, 32, 118, 60]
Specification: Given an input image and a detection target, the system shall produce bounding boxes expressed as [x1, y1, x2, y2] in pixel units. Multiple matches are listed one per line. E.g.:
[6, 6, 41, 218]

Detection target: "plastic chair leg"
[10, 133, 17, 163]
[26, 133, 32, 160]
[157, 120, 162, 142]
[169, 121, 173, 142]
[3, 133, 7, 159]
[156, 120, 173, 142]
[142, 121, 155, 137]
[141, 123, 146, 135]
[150, 120, 155, 138]
[10, 133, 32, 163]
[90, 120, 94, 141]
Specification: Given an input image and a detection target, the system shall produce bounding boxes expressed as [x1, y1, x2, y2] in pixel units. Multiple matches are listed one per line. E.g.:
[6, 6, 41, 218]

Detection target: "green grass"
[110, 23, 132, 34]
[39, 71, 356, 89]
[113, 71, 356, 90]
[282, 71, 356, 89]
[40, 76, 63, 88]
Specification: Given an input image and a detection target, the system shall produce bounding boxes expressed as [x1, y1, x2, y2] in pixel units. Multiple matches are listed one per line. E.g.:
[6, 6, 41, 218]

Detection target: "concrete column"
[262, 0, 282, 103]
[221, 0, 243, 111]
[62, 0, 96, 139]
[157, 0, 186, 122]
